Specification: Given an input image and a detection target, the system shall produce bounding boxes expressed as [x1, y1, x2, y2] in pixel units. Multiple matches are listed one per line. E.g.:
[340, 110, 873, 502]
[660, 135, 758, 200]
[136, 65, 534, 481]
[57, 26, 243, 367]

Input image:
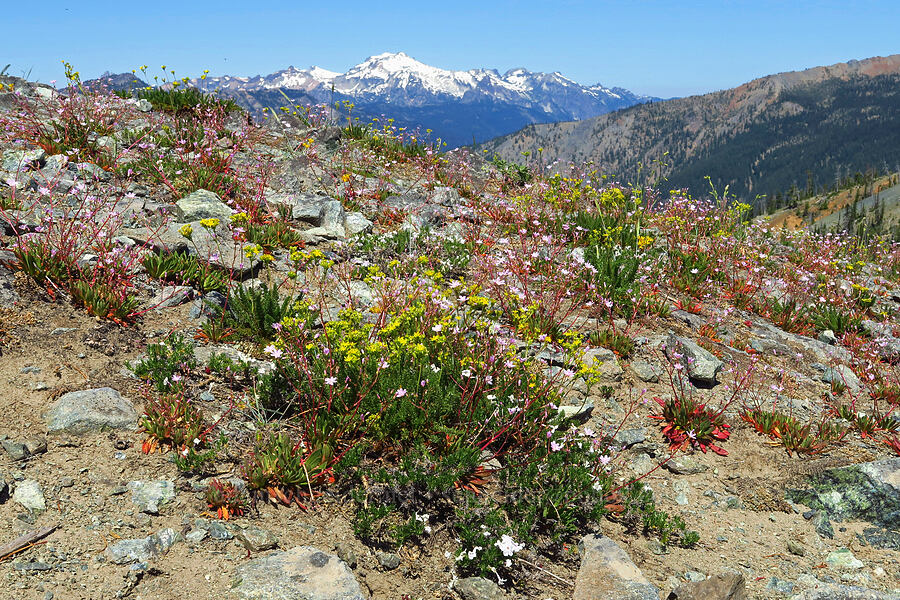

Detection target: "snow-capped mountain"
[196, 52, 656, 147]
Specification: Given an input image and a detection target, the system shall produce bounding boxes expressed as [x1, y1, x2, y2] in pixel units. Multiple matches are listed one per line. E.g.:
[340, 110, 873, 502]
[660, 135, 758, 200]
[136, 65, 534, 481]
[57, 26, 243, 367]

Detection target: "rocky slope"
[480, 54, 900, 202]
[0, 74, 898, 600]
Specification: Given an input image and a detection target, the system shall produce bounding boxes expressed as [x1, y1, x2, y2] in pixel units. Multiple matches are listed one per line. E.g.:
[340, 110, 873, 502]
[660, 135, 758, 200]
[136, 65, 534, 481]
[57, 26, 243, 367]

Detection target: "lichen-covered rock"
[789, 583, 900, 599]
[43, 388, 138, 434]
[665, 334, 723, 385]
[666, 572, 747, 600]
[175, 189, 234, 222]
[229, 546, 364, 600]
[574, 535, 659, 600]
[127, 480, 176, 514]
[455, 576, 507, 600]
[107, 528, 179, 564]
[786, 457, 900, 548]
[12, 479, 45, 513]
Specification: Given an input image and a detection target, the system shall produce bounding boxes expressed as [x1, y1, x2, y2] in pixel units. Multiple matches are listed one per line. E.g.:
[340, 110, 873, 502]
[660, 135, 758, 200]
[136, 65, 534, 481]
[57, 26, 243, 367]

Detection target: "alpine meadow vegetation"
[1, 63, 899, 599]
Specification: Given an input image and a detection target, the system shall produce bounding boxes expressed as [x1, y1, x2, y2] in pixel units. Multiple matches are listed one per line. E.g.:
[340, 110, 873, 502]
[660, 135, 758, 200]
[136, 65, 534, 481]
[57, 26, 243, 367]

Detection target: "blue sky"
[6, 0, 899, 97]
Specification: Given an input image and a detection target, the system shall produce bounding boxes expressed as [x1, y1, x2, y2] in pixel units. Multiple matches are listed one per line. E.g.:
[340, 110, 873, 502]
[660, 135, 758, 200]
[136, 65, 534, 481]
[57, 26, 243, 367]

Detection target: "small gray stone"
[787, 540, 806, 556]
[292, 203, 325, 224]
[2, 440, 28, 461]
[50, 327, 77, 336]
[206, 520, 233, 540]
[455, 576, 507, 600]
[767, 577, 795, 595]
[825, 548, 864, 570]
[1, 148, 45, 173]
[431, 186, 460, 206]
[376, 551, 401, 570]
[229, 546, 364, 600]
[13, 561, 52, 572]
[334, 543, 357, 569]
[23, 438, 47, 456]
[615, 428, 647, 448]
[127, 480, 175, 514]
[239, 525, 278, 551]
[574, 535, 659, 600]
[673, 480, 691, 506]
[43, 388, 138, 435]
[344, 212, 373, 236]
[818, 330, 837, 345]
[193, 345, 274, 377]
[559, 399, 595, 423]
[664, 455, 708, 475]
[190, 290, 227, 320]
[583, 347, 624, 382]
[149, 285, 194, 309]
[175, 189, 234, 222]
[12, 480, 45, 513]
[185, 529, 208, 545]
[106, 528, 179, 564]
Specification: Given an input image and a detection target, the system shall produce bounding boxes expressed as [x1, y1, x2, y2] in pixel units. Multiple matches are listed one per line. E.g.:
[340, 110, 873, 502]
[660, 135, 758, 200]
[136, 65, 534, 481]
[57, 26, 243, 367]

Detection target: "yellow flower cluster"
[179, 223, 193, 239]
[200, 218, 220, 229]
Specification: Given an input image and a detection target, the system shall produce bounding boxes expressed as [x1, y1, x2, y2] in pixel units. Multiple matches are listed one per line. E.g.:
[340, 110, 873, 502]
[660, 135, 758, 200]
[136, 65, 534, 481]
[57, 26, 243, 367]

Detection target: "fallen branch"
[0, 524, 58, 562]
[515, 557, 574, 588]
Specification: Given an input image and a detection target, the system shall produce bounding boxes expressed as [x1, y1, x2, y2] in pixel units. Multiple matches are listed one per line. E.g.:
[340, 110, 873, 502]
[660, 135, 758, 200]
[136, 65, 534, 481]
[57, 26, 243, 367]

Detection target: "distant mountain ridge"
[192, 52, 656, 147]
[480, 54, 900, 203]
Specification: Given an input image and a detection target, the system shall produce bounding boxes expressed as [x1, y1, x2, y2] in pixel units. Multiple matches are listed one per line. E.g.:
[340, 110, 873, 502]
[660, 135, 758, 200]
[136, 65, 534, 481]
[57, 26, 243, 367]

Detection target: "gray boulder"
[304, 200, 346, 239]
[265, 192, 331, 225]
[128, 221, 260, 277]
[107, 528, 179, 564]
[1, 148, 45, 174]
[230, 546, 364, 600]
[786, 457, 900, 548]
[455, 576, 507, 600]
[574, 535, 660, 600]
[431, 186, 460, 206]
[583, 347, 624, 382]
[127, 480, 176, 514]
[148, 285, 194, 309]
[175, 189, 234, 222]
[666, 572, 747, 600]
[665, 334, 723, 385]
[345, 212, 373, 236]
[631, 359, 663, 383]
[821, 365, 862, 393]
[12, 479, 46, 513]
[789, 584, 900, 600]
[43, 388, 138, 435]
[194, 345, 274, 376]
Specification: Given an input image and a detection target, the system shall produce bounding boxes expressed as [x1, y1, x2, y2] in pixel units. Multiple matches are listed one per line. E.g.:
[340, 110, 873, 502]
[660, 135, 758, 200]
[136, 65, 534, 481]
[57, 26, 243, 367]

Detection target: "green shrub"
[130, 332, 196, 393]
[133, 86, 239, 113]
[589, 329, 636, 358]
[224, 282, 297, 343]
